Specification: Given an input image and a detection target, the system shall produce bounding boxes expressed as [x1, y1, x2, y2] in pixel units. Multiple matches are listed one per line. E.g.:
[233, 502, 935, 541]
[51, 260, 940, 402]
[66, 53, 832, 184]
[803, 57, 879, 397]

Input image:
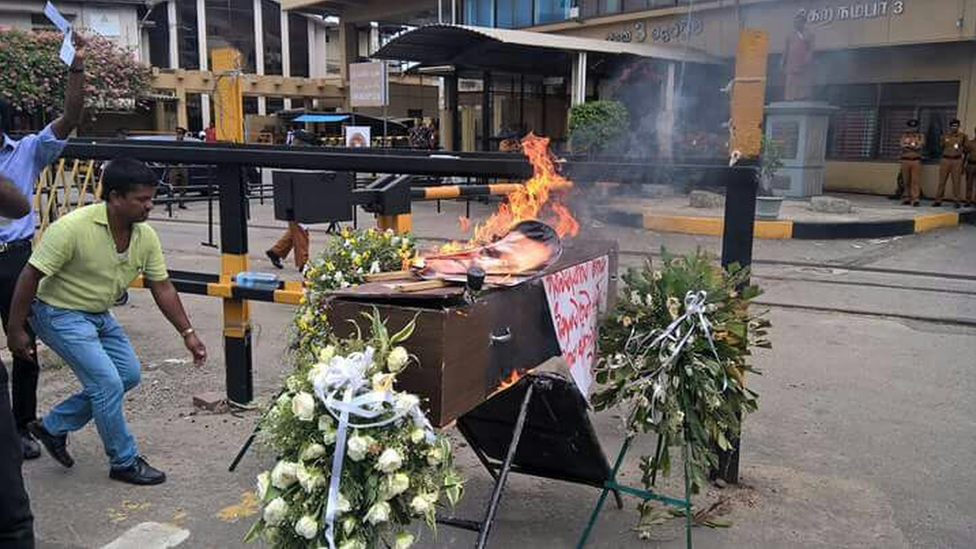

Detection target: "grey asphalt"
[6, 200, 975, 548]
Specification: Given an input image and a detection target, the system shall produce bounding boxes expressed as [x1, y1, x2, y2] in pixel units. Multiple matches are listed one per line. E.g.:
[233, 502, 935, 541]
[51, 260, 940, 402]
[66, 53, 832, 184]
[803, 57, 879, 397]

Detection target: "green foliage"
[568, 100, 630, 155]
[759, 135, 784, 195]
[0, 29, 151, 114]
[592, 249, 771, 536]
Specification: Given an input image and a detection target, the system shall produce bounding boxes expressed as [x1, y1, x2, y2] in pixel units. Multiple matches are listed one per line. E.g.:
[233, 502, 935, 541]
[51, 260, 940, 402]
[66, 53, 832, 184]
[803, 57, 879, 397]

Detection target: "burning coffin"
[326, 238, 618, 428]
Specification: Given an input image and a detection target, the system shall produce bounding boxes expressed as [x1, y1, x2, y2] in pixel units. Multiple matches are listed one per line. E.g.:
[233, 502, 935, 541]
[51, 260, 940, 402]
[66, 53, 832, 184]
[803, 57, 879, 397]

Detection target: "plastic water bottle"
[235, 271, 280, 291]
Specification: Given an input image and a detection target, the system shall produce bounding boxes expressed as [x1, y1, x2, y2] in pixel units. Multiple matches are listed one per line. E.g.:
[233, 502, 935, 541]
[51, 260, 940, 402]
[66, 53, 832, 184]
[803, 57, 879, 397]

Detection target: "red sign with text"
[542, 255, 610, 397]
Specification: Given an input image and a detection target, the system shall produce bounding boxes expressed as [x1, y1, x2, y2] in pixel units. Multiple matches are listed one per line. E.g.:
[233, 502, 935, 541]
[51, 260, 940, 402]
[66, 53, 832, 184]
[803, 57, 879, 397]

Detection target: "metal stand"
[439, 382, 534, 549]
[577, 435, 694, 549]
[201, 178, 218, 249]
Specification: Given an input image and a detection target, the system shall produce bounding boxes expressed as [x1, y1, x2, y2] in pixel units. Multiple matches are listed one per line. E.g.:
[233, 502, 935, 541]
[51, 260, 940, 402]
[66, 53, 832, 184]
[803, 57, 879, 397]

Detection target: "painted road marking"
[101, 522, 189, 549]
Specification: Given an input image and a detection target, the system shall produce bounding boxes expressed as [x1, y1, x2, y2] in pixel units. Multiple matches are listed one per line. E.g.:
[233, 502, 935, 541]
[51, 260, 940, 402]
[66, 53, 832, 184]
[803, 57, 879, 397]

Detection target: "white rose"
[317, 414, 333, 432]
[371, 372, 395, 393]
[307, 363, 325, 383]
[409, 428, 426, 445]
[263, 497, 288, 526]
[426, 447, 444, 467]
[375, 448, 403, 474]
[365, 501, 391, 525]
[291, 392, 316, 422]
[393, 532, 415, 549]
[297, 465, 325, 493]
[342, 516, 357, 535]
[346, 434, 374, 462]
[255, 471, 271, 501]
[319, 346, 336, 363]
[301, 443, 327, 462]
[322, 425, 337, 446]
[270, 460, 299, 489]
[386, 347, 410, 373]
[334, 492, 352, 515]
[338, 540, 365, 549]
[370, 260, 381, 274]
[381, 473, 410, 500]
[410, 494, 432, 515]
[394, 393, 419, 414]
[294, 515, 318, 540]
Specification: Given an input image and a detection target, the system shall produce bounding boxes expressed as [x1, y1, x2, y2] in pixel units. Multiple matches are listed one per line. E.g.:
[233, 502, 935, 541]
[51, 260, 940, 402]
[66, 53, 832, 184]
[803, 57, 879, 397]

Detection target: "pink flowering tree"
[0, 29, 151, 115]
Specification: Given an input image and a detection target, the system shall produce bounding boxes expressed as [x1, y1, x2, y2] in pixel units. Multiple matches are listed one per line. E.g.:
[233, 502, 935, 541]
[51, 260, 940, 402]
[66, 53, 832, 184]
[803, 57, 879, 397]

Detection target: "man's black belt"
[0, 238, 31, 254]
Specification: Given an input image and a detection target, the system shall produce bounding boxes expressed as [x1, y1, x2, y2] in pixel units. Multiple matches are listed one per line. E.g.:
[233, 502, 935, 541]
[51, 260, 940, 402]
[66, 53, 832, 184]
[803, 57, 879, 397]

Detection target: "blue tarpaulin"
[294, 114, 350, 123]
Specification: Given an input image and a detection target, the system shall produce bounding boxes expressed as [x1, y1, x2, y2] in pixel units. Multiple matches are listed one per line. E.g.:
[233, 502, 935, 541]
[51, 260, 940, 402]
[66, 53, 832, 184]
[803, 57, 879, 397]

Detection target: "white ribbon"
[311, 346, 435, 549]
[624, 290, 726, 422]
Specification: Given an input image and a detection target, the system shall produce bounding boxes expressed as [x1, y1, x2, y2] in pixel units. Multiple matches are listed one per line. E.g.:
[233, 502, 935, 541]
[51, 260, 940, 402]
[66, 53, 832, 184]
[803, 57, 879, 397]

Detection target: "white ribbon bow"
[312, 346, 435, 549]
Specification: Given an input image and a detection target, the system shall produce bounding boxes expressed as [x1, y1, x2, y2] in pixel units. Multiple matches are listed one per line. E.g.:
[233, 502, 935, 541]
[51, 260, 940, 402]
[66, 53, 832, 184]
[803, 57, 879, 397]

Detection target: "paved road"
[8, 201, 975, 548]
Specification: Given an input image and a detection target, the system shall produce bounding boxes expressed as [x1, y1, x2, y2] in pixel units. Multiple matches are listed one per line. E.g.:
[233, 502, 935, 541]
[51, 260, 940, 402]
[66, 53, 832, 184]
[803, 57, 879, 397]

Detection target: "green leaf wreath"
[246, 310, 463, 549]
[592, 249, 770, 531]
[294, 228, 416, 359]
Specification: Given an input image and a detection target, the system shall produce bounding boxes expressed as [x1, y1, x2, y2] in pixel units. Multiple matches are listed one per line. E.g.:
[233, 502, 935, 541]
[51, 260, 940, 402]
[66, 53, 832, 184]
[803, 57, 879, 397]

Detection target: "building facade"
[458, 0, 976, 195]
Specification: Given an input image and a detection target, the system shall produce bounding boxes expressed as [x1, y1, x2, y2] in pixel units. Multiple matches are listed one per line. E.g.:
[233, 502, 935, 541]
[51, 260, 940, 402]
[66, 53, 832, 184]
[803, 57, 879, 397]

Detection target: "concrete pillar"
[176, 85, 188, 129]
[167, 0, 179, 69]
[657, 62, 676, 160]
[339, 22, 358, 85]
[308, 19, 317, 78]
[153, 100, 168, 132]
[197, 0, 211, 128]
[281, 8, 292, 110]
[570, 52, 587, 107]
[254, 0, 266, 115]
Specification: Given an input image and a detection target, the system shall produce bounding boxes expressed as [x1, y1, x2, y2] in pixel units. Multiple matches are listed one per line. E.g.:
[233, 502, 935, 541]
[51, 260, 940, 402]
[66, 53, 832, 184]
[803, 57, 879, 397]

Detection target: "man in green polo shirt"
[6, 157, 207, 486]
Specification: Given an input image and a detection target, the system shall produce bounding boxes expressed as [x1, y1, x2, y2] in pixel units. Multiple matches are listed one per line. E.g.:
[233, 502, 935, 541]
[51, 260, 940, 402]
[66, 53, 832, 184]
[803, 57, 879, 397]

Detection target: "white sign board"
[542, 255, 610, 397]
[345, 126, 371, 148]
[349, 61, 388, 108]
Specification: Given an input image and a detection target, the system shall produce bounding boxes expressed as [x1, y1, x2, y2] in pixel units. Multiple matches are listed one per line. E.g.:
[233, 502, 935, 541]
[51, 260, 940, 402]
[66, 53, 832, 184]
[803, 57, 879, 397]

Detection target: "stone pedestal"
[764, 101, 837, 198]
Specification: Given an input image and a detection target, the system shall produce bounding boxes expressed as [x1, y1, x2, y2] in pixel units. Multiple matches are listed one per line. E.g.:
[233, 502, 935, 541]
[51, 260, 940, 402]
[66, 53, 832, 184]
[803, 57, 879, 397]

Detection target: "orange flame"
[466, 133, 579, 246]
[458, 216, 471, 233]
[497, 369, 525, 392]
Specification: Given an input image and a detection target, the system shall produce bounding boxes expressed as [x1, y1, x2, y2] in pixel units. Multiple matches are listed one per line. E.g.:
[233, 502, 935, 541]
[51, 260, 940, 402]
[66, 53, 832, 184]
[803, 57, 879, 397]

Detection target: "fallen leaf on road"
[217, 491, 259, 522]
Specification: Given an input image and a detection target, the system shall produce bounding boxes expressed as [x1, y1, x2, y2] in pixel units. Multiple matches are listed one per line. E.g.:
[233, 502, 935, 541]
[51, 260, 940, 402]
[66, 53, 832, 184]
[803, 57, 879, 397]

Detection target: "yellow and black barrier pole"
[216, 163, 254, 404]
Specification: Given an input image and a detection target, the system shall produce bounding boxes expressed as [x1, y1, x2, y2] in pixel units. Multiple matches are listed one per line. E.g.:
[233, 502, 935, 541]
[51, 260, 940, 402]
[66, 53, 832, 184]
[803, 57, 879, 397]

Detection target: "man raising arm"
[6, 158, 206, 485]
[0, 32, 88, 460]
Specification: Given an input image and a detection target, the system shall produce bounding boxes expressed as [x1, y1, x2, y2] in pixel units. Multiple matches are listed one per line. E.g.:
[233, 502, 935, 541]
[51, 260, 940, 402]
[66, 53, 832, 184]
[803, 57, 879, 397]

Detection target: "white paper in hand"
[44, 1, 71, 33]
[59, 29, 76, 66]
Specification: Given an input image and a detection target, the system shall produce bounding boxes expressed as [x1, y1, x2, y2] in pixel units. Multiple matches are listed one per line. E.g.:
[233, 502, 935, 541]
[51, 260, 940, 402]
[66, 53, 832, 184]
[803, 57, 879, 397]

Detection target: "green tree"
[0, 29, 151, 116]
[568, 100, 630, 155]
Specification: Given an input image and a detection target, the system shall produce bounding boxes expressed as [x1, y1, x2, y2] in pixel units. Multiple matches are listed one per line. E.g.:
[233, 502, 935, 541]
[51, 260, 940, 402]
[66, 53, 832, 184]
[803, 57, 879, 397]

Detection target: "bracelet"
[180, 327, 195, 338]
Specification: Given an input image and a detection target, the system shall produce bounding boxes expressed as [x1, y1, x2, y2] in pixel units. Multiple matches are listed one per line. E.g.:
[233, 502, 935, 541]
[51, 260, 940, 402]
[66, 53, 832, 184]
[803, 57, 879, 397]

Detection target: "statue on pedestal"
[782, 10, 815, 101]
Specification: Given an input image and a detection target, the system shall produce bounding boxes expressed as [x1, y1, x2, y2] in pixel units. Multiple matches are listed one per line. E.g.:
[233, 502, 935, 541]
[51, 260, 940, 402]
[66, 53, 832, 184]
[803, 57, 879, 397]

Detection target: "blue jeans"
[30, 300, 140, 469]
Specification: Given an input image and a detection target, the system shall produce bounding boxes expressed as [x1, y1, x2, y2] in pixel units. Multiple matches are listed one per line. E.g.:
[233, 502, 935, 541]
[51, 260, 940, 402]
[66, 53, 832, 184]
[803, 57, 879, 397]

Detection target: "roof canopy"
[373, 24, 721, 76]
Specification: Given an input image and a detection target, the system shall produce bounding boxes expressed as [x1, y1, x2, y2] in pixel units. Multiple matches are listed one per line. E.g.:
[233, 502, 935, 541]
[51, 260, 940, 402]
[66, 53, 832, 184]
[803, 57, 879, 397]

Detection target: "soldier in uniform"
[899, 119, 925, 207]
[963, 127, 976, 208]
[934, 118, 967, 207]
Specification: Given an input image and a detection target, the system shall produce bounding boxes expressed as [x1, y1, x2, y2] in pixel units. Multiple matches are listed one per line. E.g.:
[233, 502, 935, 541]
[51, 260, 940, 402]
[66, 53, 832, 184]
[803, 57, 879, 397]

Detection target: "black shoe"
[21, 432, 41, 460]
[266, 250, 283, 269]
[901, 200, 911, 205]
[912, 201, 920, 207]
[110, 456, 166, 486]
[954, 202, 961, 209]
[932, 201, 942, 207]
[178, 204, 188, 210]
[27, 420, 73, 468]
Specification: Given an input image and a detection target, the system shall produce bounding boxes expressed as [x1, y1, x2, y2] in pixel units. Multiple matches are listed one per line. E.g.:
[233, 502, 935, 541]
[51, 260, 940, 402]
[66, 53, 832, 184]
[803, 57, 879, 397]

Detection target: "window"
[497, 0, 532, 28]
[267, 97, 285, 114]
[262, 0, 282, 75]
[535, 0, 572, 24]
[466, 0, 494, 26]
[178, 0, 200, 70]
[824, 82, 959, 161]
[147, 4, 171, 69]
[206, 0, 256, 73]
[31, 13, 76, 31]
[289, 14, 309, 77]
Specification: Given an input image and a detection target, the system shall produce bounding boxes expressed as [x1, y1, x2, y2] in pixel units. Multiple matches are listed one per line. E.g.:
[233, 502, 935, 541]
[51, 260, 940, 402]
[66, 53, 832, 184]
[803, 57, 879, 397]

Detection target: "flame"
[449, 133, 578, 250]
[458, 216, 471, 233]
[497, 369, 525, 392]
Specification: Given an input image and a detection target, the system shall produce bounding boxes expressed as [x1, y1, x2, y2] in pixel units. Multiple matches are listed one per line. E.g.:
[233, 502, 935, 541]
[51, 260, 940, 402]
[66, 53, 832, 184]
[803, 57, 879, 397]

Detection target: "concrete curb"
[603, 209, 976, 239]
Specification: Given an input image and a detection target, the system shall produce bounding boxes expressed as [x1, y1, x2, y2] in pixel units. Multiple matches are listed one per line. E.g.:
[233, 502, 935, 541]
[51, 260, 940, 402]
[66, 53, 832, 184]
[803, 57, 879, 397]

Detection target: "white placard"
[349, 61, 388, 108]
[542, 255, 610, 397]
[345, 126, 371, 148]
[44, 2, 74, 66]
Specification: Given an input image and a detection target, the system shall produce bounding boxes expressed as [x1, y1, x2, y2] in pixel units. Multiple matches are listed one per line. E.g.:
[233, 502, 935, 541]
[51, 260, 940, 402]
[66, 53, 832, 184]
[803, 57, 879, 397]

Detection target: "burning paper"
[413, 220, 562, 286]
